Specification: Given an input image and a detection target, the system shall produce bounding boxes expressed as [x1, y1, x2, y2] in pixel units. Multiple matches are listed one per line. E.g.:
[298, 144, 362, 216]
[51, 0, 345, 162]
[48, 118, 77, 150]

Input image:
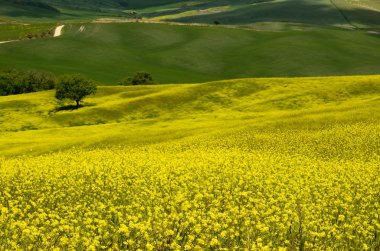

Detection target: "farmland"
[1, 0, 380, 249]
[0, 75, 379, 249]
[1, 22, 380, 84]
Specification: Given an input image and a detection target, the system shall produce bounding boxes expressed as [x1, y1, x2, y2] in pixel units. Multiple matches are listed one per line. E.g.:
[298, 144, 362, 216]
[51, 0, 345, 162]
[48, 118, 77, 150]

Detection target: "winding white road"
[54, 25, 65, 37]
[0, 40, 18, 44]
[0, 24, 65, 45]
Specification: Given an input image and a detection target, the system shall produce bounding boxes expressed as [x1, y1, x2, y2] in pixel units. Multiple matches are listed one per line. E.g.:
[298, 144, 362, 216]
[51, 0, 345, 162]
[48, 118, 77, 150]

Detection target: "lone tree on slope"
[55, 74, 97, 108]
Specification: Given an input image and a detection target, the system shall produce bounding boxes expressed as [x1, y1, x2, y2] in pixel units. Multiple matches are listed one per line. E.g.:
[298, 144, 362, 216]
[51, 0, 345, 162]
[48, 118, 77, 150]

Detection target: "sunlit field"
[0, 76, 379, 249]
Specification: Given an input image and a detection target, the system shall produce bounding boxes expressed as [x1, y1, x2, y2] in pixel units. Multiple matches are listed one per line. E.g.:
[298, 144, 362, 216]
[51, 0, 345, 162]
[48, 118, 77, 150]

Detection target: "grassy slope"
[1, 0, 379, 29]
[1, 23, 380, 84]
[144, 0, 348, 26]
[0, 76, 379, 250]
[0, 23, 56, 41]
[0, 0, 130, 23]
[0, 75, 379, 156]
[134, 0, 380, 28]
[332, 0, 380, 28]
[0, 0, 61, 19]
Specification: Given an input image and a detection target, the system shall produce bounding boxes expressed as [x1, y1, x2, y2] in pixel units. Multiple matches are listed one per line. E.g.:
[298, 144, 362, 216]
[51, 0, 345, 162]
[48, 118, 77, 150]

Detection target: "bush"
[0, 69, 56, 96]
[119, 71, 155, 86]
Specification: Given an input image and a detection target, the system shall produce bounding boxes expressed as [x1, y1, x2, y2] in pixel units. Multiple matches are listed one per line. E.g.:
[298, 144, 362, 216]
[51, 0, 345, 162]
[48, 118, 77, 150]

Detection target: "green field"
[0, 23, 56, 41]
[0, 76, 379, 249]
[1, 0, 380, 84]
[1, 0, 380, 29]
[0, 0, 60, 19]
[1, 22, 380, 84]
[133, 0, 380, 29]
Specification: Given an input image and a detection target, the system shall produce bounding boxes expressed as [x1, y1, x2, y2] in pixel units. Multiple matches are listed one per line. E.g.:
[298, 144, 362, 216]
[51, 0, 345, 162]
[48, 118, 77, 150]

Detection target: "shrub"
[0, 69, 56, 96]
[119, 71, 155, 86]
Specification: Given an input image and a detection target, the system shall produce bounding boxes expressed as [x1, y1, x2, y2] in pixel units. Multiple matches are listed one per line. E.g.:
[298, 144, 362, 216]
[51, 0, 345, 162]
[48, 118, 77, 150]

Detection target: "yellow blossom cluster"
[0, 123, 379, 250]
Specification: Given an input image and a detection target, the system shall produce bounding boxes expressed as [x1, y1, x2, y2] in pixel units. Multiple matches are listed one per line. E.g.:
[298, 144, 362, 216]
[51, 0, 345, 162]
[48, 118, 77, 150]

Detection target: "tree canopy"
[0, 69, 56, 96]
[119, 71, 155, 86]
[55, 74, 97, 108]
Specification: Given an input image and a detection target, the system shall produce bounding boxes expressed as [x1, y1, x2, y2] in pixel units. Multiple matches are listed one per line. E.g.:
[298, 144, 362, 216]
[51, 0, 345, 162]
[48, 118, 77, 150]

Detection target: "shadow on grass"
[52, 103, 96, 113]
[54, 104, 82, 111]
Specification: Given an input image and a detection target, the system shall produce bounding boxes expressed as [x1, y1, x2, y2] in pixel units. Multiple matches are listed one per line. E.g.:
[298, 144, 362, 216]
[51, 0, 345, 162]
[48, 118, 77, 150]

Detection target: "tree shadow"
[54, 104, 82, 112]
[52, 103, 96, 113]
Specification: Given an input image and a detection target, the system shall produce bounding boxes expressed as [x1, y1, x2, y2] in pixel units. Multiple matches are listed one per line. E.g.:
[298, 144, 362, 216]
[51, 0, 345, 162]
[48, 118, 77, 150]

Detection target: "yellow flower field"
[0, 76, 379, 250]
[1, 123, 379, 250]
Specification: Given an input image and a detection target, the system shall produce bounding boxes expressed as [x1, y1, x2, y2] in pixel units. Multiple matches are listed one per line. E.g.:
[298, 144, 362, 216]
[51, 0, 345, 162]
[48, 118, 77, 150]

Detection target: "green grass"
[134, 0, 380, 29]
[0, 23, 56, 41]
[0, 75, 379, 156]
[0, 0, 60, 19]
[1, 22, 380, 84]
[332, 0, 380, 28]
[0, 0, 131, 23]
[2, 0, 380, 29]
[1, 0, 380, 30]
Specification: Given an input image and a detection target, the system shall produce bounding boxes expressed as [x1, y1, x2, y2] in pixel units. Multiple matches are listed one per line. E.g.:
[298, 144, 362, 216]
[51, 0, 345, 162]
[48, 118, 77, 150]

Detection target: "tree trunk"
[76, 100, 80, 108]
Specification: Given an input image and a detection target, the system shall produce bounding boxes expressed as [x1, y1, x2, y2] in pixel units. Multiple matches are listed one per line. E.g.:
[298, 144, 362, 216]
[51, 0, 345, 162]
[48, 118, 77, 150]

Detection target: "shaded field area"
[0, 75, 379, 250]
[134, 0, 380, 28]
[1, 22, 380, 84]
[1, 0, 380, 29]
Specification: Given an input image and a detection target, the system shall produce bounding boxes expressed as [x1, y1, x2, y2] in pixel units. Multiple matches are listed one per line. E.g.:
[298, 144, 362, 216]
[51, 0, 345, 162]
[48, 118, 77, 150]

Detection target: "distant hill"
[34, 0, 177, 10]
[0, 0, 379, 28]
[134, 0, 380, 28]
[39, 0, 129, 9]
[1, 22, 380, 84]
[0, 0, 61, 18]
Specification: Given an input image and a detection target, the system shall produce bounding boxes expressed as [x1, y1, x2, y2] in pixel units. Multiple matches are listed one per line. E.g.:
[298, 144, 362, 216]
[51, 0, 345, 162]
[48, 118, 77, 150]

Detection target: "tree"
[55, 74, 97, 108]
[0, 69, 20, 95]
[0, 69, 56, 96]
[119, 71, 155, 86]
[22, 70, 56, 92]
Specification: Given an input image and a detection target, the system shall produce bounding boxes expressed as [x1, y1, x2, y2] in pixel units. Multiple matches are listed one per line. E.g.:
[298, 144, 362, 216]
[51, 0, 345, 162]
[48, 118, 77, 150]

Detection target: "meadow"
[0, 23, 56, 41]
[133, 0, 380, 29]
[1, 22, 380, 84]
[0, 76, 379, 249]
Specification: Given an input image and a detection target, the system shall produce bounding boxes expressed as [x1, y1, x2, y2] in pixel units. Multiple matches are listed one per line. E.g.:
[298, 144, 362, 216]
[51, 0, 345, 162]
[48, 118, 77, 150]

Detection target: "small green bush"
[0, 69, 56, 96]
[119, 71, 156, 86]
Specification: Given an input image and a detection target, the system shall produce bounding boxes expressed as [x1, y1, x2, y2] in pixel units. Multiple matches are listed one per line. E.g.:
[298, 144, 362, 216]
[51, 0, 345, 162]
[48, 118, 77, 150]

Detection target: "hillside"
[1, 0, 380, 249]
[1, 0, 380, 29]
[138, 0, 380, 28]
[1, 22, 380, 84]
[1, 76, 379, 250]
[0, 0, 61, 18]
[0, 75, 379, 156]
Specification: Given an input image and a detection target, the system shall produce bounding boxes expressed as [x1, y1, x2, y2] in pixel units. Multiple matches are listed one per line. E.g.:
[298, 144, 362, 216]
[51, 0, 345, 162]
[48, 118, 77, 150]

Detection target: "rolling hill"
[1, 22, 380, 84]
[0, 75, 379, 156]
[1, 1, 379, 250]
[137, 0, 380, 28]
[1, 0, 380, 29]
[0, 0, 61, 18]
[2, 76, 379, 250]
